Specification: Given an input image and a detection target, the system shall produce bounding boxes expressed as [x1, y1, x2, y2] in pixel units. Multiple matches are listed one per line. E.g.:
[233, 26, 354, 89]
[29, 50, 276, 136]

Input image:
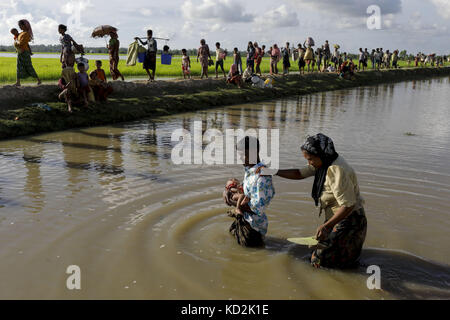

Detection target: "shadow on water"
[262, 237, 450, 299]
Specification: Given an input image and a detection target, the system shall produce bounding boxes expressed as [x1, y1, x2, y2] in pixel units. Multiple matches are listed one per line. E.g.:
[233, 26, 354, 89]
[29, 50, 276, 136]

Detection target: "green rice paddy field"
[0, 55, 447, 84]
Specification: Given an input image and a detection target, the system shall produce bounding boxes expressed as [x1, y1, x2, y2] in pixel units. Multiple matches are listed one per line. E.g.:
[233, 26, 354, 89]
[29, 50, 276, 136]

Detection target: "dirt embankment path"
[0, 67, 449, 140]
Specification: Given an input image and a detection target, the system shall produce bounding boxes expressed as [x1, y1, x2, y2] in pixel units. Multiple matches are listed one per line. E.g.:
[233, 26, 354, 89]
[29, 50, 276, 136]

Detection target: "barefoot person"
[274, 133, 367, 269]
[108, 31, 125, 81]
[197, 39, 211, 79]
[58, 24, 81, 69]
[14, 19, 41, 86]
[136, 30, 157, 82]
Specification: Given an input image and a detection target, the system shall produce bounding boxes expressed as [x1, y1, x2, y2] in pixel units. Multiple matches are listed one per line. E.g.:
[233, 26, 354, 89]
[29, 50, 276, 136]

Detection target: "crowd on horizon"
[7, 18, 450, 112]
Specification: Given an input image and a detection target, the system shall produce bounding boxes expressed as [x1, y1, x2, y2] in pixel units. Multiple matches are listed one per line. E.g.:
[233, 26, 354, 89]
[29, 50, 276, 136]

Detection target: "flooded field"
[0, 77, 449, 299]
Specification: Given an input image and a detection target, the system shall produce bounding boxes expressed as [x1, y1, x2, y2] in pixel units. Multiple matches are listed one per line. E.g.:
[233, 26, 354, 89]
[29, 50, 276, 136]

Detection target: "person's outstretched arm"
[275, 169, 305, 180]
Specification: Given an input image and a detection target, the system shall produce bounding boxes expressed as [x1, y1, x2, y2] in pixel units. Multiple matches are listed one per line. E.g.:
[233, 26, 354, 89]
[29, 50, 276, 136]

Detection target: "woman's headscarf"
[18, 19, 33, 40]
[301, 133, 339, 207]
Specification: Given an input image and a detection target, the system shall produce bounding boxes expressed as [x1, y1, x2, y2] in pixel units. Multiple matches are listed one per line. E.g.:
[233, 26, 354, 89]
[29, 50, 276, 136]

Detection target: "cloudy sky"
[1, 0, 449, 54]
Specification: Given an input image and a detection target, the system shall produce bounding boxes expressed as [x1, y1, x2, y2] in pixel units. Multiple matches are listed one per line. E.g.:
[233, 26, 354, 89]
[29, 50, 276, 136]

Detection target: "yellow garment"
[17, 32, 31, 52]
[304, 48, 314, 61]
[61, 67, 78, 94]
[299, 156, 364, 220]
[126, 40, 139, 66]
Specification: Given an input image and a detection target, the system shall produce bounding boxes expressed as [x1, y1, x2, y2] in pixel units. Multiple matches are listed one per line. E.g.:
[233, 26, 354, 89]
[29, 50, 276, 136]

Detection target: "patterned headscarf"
[18, 19, 33, 40]
[301, 133, 339, 207]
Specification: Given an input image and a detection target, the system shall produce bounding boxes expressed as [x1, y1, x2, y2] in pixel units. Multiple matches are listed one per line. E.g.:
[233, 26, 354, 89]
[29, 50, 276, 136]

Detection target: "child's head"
[262, 45, 266, 50]
[215, 42, 220, 48]
[10, 28, 19, 37]
[225, 178, 240, 191]
[233, 47, 238, 53]
[58, 24, 67, 35]
[147, 29, 153, 37]
[182, 48, 187, 55]
[89, 71, 97, 80]
[95, 60, 102, 69]
[77, 62, 86, 72]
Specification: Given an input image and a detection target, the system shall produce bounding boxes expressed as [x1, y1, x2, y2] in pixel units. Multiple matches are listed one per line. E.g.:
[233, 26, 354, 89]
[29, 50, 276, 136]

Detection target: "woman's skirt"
[143, 51, 157, 71]
[311, 207, 367, 268]
[229, 213, 264, 247]
[17, 50, 38, 79]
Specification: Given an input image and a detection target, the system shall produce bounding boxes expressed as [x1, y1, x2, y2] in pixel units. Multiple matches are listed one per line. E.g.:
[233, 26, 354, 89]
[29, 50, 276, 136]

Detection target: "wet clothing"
[242, 162, 275, 236]
[299, 155, 366, 268]
[299, 156, 364, 220]
[311, 207, 367, 268]
[299, 133, 366, 268]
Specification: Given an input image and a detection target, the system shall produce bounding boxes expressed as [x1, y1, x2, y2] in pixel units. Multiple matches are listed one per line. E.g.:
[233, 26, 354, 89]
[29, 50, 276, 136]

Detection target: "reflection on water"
[0, 77, 449, 299]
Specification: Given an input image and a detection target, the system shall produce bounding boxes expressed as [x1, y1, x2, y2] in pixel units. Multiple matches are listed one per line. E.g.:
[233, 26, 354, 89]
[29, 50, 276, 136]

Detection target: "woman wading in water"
[14, 19, 41, 86]
[275, 133, 367, 268]
[223, 136, 275, 247]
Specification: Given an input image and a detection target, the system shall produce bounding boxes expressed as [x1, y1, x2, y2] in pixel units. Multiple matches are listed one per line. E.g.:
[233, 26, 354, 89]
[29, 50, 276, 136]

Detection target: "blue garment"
[242, 162, 275, 236]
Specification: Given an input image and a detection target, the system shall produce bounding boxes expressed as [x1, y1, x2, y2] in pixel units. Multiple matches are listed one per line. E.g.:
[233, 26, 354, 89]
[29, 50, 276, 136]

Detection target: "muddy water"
[0, 78, 449, 299]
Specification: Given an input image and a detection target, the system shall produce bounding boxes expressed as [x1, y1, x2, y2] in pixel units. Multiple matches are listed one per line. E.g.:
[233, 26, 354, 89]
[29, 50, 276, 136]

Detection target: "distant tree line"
[0, 44, 446, 59]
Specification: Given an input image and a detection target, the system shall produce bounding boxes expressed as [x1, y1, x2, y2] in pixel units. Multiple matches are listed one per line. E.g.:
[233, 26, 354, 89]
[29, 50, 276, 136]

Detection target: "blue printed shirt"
[242, 162, 275, 236]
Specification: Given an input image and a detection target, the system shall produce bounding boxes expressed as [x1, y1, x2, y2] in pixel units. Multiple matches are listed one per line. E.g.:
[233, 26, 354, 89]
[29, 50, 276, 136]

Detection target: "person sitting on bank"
[89, 61, 113, 102]
[242, 65, 254, 83]
[226, 63, 242, 88]
[76, 63, 90, 107]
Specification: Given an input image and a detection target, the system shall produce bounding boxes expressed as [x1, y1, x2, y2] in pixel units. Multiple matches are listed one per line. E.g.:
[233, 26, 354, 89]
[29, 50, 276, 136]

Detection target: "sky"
[1, 0, 449, 54]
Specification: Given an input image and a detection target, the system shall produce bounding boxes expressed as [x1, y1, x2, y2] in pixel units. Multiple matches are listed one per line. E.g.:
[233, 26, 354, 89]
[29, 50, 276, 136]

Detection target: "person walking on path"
[136, 29, 157, 82]
[14, 19, 41, 86]
[215, 42, 226, 78]
[58, 24, 81, 69]
[254, 42, 263, 76]
[269, 44, 281, 75]
[246, 41, 256, 74]
[108, 31, 125, 81]
[197, 39, 212, 79]
[282, 42, 291, 75]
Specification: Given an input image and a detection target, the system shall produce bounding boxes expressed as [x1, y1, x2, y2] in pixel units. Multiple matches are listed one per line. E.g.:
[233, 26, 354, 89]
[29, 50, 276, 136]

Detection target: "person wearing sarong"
[108, 31, 125, 81]
[225, 136, 275, 247]
[276, 133, 367, 269]
[136, 29, 157, 82]
[197, 39, 211, 79]
[269, 44, 281, 75]
[14, 19, 41, 86]
[58, 24, 80, 69]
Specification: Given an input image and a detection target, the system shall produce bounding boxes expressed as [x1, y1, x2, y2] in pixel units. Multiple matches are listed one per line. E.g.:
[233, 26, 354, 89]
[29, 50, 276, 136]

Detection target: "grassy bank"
[0, 67, 449, 140]
[1, 55, 447, 84]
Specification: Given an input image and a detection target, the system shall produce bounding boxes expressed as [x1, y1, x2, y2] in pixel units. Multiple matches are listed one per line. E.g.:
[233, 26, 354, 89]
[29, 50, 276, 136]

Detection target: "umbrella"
[91, 25, 118, 38]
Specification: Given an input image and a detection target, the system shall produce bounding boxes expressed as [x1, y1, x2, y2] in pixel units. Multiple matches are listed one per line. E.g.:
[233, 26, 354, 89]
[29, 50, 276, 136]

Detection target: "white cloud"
[429, 0, 450, 19]
[253, 5, 299, 31]
[182, 0, 254, 23]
